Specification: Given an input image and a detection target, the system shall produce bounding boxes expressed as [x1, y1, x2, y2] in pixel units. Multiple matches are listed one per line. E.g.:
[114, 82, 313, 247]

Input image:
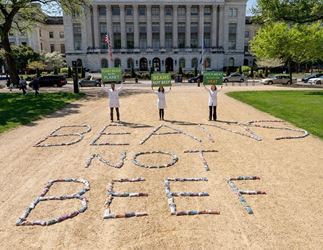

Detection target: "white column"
[133, 4, 139, 49]
[160, 4, 165, 48]
[106, 4, 114, 48]
[147, 5, 152, 48]
[237, 5, 246, 52]
[172, 5, 178, 48]
[120, 5, 126, 49]
[222, 5, 228, 51]
[93, 4, 100, 48]
[84, 7, 93, 48]
[211, 4, 218, 48]
[199, 5, 204, 48]
[185, 5, 191, 48]
[81, 14, 88, 52]
[218, 5, 225, 49]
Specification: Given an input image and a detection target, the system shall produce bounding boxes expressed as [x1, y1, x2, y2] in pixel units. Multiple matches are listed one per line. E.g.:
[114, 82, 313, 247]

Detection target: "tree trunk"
[288, 61, 293, 85]
[1, 35, 19, 85]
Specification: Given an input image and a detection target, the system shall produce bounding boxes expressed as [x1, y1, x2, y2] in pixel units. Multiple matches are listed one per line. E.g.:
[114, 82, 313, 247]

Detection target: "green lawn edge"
[227, 90, 323, 139]
[0, 92, 85, 134]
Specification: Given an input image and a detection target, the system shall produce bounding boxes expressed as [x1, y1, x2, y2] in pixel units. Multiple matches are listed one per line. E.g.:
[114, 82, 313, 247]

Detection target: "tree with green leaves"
[43, 51, 65, 74]
[0, 0, 89, 85]
[251, 22, 323, 83]
[253, 0, 323, 24]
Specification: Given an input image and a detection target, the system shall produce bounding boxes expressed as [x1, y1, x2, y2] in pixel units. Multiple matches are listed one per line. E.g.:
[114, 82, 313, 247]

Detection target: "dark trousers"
[110, 107, 120, 121]
[159, 109, 164, 120]
[209, 106, 217, 121]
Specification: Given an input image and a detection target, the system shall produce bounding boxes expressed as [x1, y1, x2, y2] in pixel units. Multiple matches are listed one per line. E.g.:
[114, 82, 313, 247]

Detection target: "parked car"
[302, 73, 323, 83]
[188, 75, 203, 83]
[29, 75, 67, 88]
[223, 73, 245, 83]
[261, 74, 296, 85]
[308, 76, 323, 85]
[79, 76, 101, 87]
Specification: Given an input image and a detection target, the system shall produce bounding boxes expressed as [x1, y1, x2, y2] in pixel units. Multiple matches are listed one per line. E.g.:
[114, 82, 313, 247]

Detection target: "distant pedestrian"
[152, 85, 171, 121]
[32, 78, 40, 96]
[204, 84, 221, 121]
[102, 82, 123, 122]
[19, 76, 27, 95]
[7, 77, 13, 91]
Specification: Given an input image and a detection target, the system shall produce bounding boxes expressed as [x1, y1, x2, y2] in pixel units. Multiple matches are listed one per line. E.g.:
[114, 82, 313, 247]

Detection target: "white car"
[308, 76, 323, 85]
[261, 75, 296, 85]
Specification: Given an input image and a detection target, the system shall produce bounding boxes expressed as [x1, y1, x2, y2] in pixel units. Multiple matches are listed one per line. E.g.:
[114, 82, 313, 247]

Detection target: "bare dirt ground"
[0, 85, 322, 249]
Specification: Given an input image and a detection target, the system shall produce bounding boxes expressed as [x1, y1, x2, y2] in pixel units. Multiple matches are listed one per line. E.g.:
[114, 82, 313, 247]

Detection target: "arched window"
[229, 57, 235, 67]
[114, 58, 121, 67]
[191, 58, 198, 69]
[127, 58, 134, 69]
[179, 58, 185, 68]
[204, 58, 211, 69]
[101, 58, 108, 68]
[139, 57, 148, 71]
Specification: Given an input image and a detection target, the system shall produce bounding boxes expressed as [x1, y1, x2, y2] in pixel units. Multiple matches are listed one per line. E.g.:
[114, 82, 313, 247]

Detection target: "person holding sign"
[152, 86, 171, 121]
[203, 72, 223, 121]
[102, 82, 123, 122]
[204, 84, 219, 121]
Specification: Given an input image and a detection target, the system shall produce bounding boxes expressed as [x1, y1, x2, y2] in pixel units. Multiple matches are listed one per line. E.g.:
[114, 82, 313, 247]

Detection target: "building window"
[100, 22, 107, 48]
[165, 22, 173, 48]
[204, 6, 212, 16]
[60, 44, 65, 54]
[40, 43, 43, 50]
[165, 6, 172, 16]
[244, 45, 249, 52]
[126, 23, 134, 49]
[99, 6, 106, 16]
[39, 29, 42, 37]
[204, 23, 211, 48]
[113, 23, 121, 49]
[229, 8, 238, 17]
[101, 58, 108, 68]
[49, 32, 54, 38]
[245, 31, 250, 38]
[178, 6, 185, 16]
[127, 58, 134, 69]
[73, 23, 82, 50]
[139, 23, 147, 49]
[192, 58, 198, 69]
[125, 6, 133, 16]
[204, 58, 211, 69]
[139, 6, 146, 16]
[191, 6, 198, 16]
[152, 22, 160, 49]
[191, 22, 198, 48]
[229, 57, 235, 67]
[178, 22, 185, 48]
[50, 44, 55, 52]
[112, 6, 120, 16]
[152, 6, 159, 17]
[228, 23, 237, 49]
[59, 31, 64, 39]
[114, 58, 121, 67]
[179, 58, 185, 68]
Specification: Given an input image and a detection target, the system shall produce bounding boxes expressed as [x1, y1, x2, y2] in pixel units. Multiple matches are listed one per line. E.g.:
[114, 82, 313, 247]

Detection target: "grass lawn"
[0, 92, 85, 134]
[227, 90, 323, 139]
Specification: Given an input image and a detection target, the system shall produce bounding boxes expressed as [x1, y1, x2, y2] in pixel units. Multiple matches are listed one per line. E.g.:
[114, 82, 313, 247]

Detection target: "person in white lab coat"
[152, 85, 171, 120]
[102, 82, 123, 122]
[204, 84, 221, 121]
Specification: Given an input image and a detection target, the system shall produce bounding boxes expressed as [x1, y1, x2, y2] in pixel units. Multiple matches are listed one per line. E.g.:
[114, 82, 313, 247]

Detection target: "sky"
[247, 0, 257, 16]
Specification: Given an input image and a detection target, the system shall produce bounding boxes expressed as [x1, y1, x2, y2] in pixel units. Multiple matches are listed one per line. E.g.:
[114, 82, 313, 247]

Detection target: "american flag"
[104, 33, 113, 61]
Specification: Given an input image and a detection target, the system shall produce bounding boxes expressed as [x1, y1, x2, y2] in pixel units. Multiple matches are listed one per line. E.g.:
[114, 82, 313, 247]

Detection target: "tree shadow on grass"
[0, 93, 83, 132]
[305, 91, 323, 96]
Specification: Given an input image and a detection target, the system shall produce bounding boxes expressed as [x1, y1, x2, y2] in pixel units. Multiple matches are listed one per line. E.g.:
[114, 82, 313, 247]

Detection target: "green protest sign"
[101, 68, 122, 83]
[151, 73, 172, 87]
[203, 71, 224, 85]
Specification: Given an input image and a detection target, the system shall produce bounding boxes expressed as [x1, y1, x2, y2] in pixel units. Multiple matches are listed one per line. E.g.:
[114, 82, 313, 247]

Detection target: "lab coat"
[205, 86, 218, 106]
[102, 84, 123, 108]
[154, 89, 170, 109]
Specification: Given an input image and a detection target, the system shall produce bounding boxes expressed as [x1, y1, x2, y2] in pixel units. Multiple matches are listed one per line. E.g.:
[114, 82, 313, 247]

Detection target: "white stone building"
[7, 16, 65, 55]
[64, 0, 247, 72]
